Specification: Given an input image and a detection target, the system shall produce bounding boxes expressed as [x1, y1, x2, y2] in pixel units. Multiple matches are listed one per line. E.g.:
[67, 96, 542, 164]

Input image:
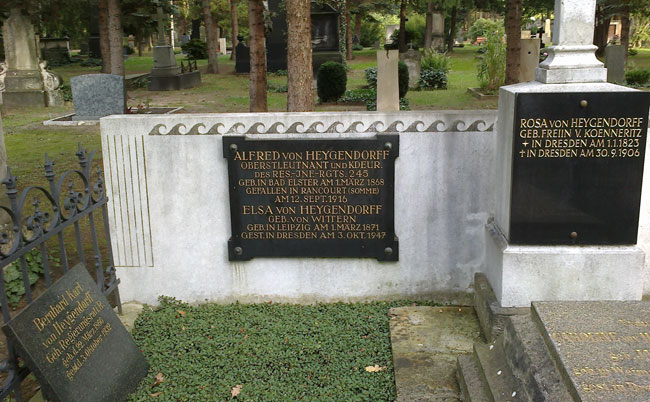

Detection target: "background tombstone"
[70, 74, 126, 120]
[518, 38, 540, 82]
[219, 38, 227, 55]
[399, 48, 421, 89]
[1, 8, 48, 108]
[39, 37, 71, 65]
[377, 49, 399, 111]
[234, 35, 249, 74]
[605, 44, 625, 84]
[431, 12, 445, 52]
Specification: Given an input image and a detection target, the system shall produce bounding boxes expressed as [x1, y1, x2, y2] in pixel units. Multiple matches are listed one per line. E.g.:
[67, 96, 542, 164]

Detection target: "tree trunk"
[98, 0, 111, 73]
[346, 4, 353, 60]
[177, 17, 187, 40]
[447, 6, 457, 53]
[354, 12, 361, 40]
[286, 0, 313, 112]
[504, 0, 522, 85]
[230, 0, 239, 60]
[593, 6, 610, 58]
[202, 0, 219, 73]
[248, 0, 267, 112]
[398, 0, 407, 52]
[424, 1, 433, 49]
[620, 5, 630, 64]
[107, 0, 124, 75]
[212, 13, 220, 50]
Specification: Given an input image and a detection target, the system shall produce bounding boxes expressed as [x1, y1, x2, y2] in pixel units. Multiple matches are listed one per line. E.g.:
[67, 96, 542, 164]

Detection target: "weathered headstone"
[431, 12, 445, 52]
[518, 38, 540, 82]
[70, 74, 126, 120]
[2, 264, 149, 402]
[219, 38, 227, 55]
[399, 49, 421, 89]
[148, 6, 200, 91]
[605, 44, 625, 84]
[521, 30, 531, 39]
[40, 37, 71, 65]
[1, 8, 47, 108]
[377, 49, 399, 112]
[533, 301, 650, 402]
[234, 36, 250, 74]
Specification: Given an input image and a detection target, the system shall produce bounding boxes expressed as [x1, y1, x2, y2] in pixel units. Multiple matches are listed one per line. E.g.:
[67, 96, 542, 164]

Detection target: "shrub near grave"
[626, 68, 650, 85]
[317, 61, 347, 102]
[419, 50, 449, 90]
[182, 39, 208, 60]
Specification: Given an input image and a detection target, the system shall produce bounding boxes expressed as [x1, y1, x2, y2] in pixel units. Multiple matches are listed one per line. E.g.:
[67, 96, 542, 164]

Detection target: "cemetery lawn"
[128, 297, 439, 401]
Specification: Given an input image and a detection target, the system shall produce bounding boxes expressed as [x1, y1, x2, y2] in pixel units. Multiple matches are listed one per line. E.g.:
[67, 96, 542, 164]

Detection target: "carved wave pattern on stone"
[148, 119, 494, 136]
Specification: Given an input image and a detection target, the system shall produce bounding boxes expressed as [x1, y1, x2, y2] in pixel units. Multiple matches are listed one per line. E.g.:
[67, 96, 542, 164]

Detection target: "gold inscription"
[517, 116, 645, 159]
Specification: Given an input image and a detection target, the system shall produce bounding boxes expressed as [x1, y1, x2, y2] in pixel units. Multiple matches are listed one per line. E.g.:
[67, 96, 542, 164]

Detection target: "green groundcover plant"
[129, 297, 438, 401]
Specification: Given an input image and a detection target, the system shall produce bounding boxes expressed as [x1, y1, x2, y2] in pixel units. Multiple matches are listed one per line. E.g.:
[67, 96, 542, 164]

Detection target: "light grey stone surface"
[399, 49, 421, 89]
[151, 46, 180, 77]
[100, 111, 496, 305]
[536, 0, 606, 83]
[519, 38, 540, 83]
[605, 45, 626, 84]
[2, 8, 39, 72]
[377, 50, 399, 112]
[71, 74, 126, 120]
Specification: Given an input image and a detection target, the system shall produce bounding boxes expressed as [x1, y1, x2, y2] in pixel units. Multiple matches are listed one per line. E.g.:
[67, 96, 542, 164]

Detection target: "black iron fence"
[0, 145, 120, 401]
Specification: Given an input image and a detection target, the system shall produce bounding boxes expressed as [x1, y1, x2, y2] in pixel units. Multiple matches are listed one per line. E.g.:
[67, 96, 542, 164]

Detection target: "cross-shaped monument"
[153, 6, 169, 46]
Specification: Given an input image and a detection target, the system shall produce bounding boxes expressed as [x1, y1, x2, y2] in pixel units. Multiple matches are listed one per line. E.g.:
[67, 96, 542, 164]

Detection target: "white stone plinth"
[486, 222, 644, 307]
[377, 50, 399, 112]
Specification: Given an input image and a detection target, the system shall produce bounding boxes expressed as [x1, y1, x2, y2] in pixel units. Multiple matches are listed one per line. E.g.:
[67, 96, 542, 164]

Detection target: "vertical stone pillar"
[376, 49, 399, 112]
[2, 8, 47, 108]
[431, 12, 445, 52]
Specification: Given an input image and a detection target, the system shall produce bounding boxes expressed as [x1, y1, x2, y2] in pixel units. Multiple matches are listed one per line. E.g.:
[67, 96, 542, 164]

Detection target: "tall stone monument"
[487, 0, 649, 306]
[377, 49, 399, 112]
[1, 8, 62, 108]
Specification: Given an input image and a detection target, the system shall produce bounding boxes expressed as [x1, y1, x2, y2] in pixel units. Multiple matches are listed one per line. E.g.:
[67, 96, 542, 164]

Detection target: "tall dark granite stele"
[2, 264, 149, 402]
[510, 92, 650, 245]
[264, 0, 342, 73]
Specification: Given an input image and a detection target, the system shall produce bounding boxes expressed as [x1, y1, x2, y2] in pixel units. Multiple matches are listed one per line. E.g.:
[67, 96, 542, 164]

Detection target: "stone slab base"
[485, 222, 644, 307]
[535, 66, 607, 83]
[148, 71, 201, 91]
[2, 91, 47, 108]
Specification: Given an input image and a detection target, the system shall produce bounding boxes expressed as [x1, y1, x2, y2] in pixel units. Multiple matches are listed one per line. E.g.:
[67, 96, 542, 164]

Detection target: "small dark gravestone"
[533, 301, 650, 402]
[70, 74, 126, 121]
[2, 264, 149, 402]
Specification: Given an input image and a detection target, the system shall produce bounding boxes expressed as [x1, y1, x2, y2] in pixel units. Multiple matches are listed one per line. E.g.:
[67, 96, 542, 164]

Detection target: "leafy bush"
[359, 21, 383, 47]
[317, 61, 347, 102]
[352, 43, 363, 51]
[60, 81, 73, 101]
[420, 49, 450, 73]
[267, 83, 288, 93]
[418, 68, 448, 90]
[365, 66, 378, 88]
[628, 48, 639, 56]
[80, 57, 102, 67]
[398, 60, 409, 98]
[469, 18, 503, 43]
[4, 251, 54, 306]
[626, 69, 650, 85]
[477, 28, 506, 91]
[365, 64, 408, 98]
[364, 91, 411, 111]
[339, 88, 376, 103]
[181, 39, 208, 60]
[273, 69, 288, 76]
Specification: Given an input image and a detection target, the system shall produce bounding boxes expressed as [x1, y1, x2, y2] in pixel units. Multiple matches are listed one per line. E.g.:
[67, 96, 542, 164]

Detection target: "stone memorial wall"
[101, 111, 496, 305]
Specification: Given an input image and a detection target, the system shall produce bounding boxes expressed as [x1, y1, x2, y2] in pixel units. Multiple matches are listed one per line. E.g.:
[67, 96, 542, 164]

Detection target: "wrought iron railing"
[0, 145, 120, 401]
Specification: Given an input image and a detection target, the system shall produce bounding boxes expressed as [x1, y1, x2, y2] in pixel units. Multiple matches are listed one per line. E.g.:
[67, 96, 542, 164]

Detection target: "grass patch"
[129, 297, 439, 401]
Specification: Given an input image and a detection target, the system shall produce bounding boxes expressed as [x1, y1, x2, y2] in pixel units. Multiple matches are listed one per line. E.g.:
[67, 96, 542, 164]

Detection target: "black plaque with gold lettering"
[2, 264, 149, 402]
[224, 136, 399, 261]
[511, 92, 650, 245]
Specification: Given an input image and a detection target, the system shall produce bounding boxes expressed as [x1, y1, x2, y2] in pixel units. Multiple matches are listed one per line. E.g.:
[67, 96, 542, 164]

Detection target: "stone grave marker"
[70, 74, 126, 120]
[605, 45, 626, 84]
[219, 38, 227, 55]
[533, 301, 650, 401]
[2, 264, 149, 402]
[377, 49, 399, 112]
[518, 38, 540, 82]
[234, 35, 250, 74]
[399, 48, 421, 89]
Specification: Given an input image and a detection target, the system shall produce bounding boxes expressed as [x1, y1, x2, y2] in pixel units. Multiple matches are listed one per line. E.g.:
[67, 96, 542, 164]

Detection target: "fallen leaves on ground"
[149, 391, 163, 397]
[231, 384, 243, 398]
[177, 310, 186, 317]
[152, 372, 165, 387]
[365, 365, 386, 372]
